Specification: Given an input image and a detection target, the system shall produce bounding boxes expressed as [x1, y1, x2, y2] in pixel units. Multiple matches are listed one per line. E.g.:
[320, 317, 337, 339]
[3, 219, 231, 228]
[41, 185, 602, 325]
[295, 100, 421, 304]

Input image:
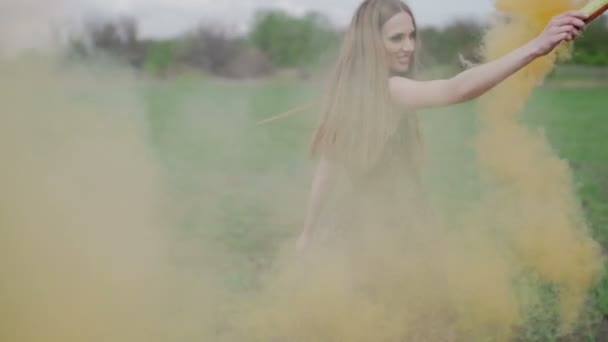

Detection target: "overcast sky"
[80, 0, 496, 38]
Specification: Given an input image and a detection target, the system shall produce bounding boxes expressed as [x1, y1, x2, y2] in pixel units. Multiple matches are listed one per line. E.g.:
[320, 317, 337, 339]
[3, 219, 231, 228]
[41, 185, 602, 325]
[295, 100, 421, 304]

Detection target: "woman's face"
[381, 11, 416, 75]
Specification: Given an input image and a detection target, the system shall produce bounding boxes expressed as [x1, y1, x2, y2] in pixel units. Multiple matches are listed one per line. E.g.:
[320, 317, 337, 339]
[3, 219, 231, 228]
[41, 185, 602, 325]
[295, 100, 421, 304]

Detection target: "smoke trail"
[0, 55, 251, 342]
[477, 0, 604, 335]
[0, 54, 310, 341]
[0, 56, 174, 341]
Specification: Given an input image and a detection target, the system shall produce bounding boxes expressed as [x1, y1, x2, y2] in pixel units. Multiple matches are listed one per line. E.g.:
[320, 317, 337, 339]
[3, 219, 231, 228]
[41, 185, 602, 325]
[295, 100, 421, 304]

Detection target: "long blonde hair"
[310, 0, 419, 172]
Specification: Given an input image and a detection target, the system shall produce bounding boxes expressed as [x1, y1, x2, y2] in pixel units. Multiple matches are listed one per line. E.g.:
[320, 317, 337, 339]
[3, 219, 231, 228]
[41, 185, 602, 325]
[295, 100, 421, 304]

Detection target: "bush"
[143, 40, 176, 77]
[177, 25, 272, 78]
[220, 43, 273, 78]
[66, 16, 142, 66]
[418, 19, 485, 69]
[571, 15, 608, 66]
[249, 10, 340, 68]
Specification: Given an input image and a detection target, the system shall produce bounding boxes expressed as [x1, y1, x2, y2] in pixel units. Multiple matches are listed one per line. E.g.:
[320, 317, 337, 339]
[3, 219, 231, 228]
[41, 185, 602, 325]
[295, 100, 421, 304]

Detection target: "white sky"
[80, 0, 496, 38]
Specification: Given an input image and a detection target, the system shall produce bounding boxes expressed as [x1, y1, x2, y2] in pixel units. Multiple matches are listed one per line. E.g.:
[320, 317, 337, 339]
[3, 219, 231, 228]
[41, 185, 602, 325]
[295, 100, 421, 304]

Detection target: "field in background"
[141, 67, 608, 336]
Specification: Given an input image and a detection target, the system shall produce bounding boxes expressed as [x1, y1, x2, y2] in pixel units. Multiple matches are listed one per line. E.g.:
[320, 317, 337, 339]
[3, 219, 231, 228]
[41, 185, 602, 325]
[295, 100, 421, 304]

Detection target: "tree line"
[65, 10, 608, 79]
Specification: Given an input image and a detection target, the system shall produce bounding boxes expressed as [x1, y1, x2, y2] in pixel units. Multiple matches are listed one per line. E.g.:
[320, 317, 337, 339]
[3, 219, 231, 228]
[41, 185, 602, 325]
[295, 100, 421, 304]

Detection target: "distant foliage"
[67, 16, 143, 67]
[571, 15, 608, 66]
[176, 25, 272, 78]
[249, 10, 340, 68]
[64, 12, 608, 78]
[143, 40, 176, 77]
[418, 19, 485, 69]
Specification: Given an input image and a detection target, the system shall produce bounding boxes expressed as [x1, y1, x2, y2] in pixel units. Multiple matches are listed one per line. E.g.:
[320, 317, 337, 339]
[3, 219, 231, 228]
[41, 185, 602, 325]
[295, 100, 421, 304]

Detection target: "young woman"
[297, 0, 587, 250]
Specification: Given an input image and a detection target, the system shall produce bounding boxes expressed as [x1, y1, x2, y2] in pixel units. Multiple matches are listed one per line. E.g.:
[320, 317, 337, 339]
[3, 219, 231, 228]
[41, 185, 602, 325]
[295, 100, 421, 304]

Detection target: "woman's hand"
[532, 10, 587, 57]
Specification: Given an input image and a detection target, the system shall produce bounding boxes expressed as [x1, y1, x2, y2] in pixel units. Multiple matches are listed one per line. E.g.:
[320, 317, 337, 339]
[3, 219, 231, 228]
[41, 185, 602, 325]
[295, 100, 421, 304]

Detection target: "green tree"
[571, 15, 608, 66]
[418, 19, 484, 68]
[143, 40, 176, 77]
[250, 10, 339, 68]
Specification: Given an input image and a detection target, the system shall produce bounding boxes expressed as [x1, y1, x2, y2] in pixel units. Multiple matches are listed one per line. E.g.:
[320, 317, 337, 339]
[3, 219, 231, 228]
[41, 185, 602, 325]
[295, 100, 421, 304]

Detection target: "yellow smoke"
[0, 0, 604, 341]
[0, 57, 169, 341]
[478, 0, 604, 332]
[0, 56, 238, 342]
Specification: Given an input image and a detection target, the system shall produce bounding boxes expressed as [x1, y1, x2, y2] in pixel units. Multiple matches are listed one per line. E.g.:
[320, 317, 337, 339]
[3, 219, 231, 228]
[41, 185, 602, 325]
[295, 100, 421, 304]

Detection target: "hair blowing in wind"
[309, 0, 422, 172]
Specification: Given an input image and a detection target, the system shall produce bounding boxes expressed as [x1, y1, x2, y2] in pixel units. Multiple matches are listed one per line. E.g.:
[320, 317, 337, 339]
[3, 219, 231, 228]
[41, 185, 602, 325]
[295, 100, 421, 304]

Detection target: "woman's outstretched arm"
[389, 10, 588, 110]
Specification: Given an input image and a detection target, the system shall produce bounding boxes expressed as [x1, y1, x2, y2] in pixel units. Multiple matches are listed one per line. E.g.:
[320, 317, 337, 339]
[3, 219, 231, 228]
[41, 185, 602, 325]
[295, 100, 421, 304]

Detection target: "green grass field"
[141, 71, 608, 338]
